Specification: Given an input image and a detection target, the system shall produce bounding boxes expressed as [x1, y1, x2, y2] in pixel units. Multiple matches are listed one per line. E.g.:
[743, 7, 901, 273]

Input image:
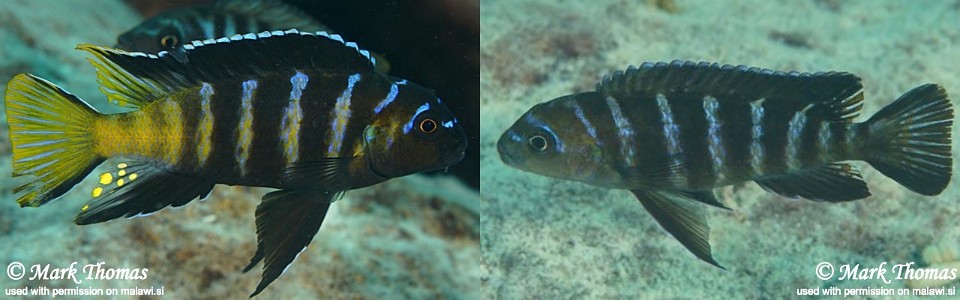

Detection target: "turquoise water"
[481, 0, 960, 298]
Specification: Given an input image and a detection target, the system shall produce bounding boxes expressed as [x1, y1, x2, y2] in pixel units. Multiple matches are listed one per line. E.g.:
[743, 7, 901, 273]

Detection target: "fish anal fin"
[755, 163, 870, 202]
[630, 189, 725, 269]
[244, 190, 333, 297]
[74, 162, 215, 225]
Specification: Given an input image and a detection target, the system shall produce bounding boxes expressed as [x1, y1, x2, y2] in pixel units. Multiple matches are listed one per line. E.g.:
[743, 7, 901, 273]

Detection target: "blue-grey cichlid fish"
[116, 0, 390, 73]
[497, 60, 953, 268]
[5, 29, 465, 296]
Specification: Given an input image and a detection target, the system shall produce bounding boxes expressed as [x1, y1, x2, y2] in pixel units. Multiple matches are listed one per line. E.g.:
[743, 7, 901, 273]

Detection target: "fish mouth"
[497, 136, 519, 167]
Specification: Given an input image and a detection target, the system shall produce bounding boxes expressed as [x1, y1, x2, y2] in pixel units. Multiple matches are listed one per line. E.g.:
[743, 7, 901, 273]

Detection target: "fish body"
[5, 30, 465, 296]
[497, 60, 953, 267]
[117, 0, 390, 72]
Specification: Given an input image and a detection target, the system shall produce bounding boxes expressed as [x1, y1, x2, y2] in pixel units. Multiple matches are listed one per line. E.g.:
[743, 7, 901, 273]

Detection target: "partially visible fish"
[497, 60, 953, 267]
[5, 29, 465, 296]
[117, 0, 390, 73]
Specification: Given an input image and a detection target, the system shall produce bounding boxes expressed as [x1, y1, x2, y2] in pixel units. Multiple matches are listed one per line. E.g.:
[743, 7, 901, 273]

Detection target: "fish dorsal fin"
[79, 29, 376, 108]
[212, 0, 327, 32]
[596, 60, 865, 121]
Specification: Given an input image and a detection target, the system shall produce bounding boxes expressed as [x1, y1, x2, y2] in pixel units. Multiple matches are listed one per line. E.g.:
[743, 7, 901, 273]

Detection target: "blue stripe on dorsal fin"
[77, 29, 377, 109]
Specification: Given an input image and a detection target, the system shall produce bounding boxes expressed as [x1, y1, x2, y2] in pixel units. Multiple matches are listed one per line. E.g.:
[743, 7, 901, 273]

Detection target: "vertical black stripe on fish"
[760, 101, 791, 176]
[612, 91, 682, 188]
[245, 75, 289, 184]
[205, 80, 243, 180]
[233, 14, 249, 36]
[798, 118, 824, 169]
[669, 94, 715, 188]
[572, 94, 622, 170]
[297, 73, 348, 163]
[713, 99, 754, 182]
[213, 12, 226, 38]
[175, 96, 202, 172]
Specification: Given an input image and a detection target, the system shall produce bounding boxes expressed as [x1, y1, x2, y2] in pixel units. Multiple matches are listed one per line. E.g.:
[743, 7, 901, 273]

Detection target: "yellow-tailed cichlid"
[116, 0, 390, 73]
[497, 60, 952, 268]
[4, 29, 466, 296]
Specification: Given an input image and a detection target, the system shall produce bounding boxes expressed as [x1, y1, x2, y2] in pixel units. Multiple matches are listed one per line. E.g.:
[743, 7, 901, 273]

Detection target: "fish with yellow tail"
[497, 60, 952, 268]
[4, 29, 466, 297]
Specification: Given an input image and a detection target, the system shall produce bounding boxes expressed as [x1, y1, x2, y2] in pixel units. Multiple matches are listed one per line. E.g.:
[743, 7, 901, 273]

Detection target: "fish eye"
[419, 118, 437, 133]
[528, 135, 548, 151]
[160, 34, 179, 49]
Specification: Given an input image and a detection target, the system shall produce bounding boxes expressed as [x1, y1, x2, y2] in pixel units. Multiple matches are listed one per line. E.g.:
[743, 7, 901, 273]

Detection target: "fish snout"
[497, 132, 520, 167]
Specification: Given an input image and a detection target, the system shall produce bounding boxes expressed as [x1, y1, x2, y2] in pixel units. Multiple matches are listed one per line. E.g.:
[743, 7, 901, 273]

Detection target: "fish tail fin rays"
[5, 74, 105, 207]
[864, 84, 953, 195]
[243, 190, 334, 297]
[631, 189, 726, 269]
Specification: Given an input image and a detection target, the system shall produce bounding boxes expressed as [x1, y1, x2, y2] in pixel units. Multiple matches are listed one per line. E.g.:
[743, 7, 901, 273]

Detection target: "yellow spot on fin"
[118, 163, 128, 169]
[129, 173, 138, 181]
[99, 173, 113, 185]
[82, 204, 89, 211]
[117, 179, 125, 187]
[92, 187, 103, 198]
[118, 170, 126, 176]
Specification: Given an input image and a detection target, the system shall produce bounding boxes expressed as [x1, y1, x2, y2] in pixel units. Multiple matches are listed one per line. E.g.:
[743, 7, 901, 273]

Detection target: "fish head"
[498, 93, 616, 185]
[116, 10, 192, 53]
[364, 80, 467, 178]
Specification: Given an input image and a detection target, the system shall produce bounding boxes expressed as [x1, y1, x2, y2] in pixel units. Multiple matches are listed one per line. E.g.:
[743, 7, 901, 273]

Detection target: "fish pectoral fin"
[630, 189, 725, 269]
[626, 158, 687, 188]
[754, 163, 870, 202]
[244, 189, 334, 297]
[75, 162, 214, 225]
[281, 157, 356, 197]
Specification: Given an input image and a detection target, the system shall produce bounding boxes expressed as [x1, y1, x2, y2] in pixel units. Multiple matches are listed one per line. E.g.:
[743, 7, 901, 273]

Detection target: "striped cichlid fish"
[5, 29, 465, 296]
[116, 0, 390, 73]
[497, 60, 953, 268]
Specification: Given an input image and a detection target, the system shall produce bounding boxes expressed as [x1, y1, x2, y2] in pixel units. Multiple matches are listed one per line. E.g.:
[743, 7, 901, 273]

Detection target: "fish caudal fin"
[864, 84, 953, 195]
[5, 74, 104, 207]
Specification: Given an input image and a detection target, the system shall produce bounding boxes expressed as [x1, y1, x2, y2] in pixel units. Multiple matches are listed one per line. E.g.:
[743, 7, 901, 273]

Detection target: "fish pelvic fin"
[5, 74, 105, 207]
[864, 84, 953, 195]
[244, 190, 334, 297]
[631, 189, 726, 269]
